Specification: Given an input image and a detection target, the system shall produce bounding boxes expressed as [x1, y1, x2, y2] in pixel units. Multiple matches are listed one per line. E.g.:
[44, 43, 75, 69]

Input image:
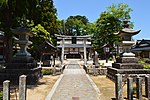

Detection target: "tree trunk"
[4, 35, 13, 63]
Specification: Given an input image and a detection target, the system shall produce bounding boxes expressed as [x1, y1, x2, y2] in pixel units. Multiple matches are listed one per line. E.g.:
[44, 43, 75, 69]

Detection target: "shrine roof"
[57, 44, 93, 48]
[131, 39, 150, 51]
[55, 34, 92, 39]
[36, 41, 58, 54]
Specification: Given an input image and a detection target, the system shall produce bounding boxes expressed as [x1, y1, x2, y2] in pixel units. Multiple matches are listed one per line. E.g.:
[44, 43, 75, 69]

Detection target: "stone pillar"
[61, 38, 64, 64]
[64, 55, 66, 60]
[94, 51, 99, 67]
[19, 75, 26, 100]
[127, 77, 133, 100]
[93, 65, 97, 76]
[83, 39, 87, 65]
[53, 65, 56, 75]
[145, 75, 150, 99]
[3, 80, 10, 100]
[80, 53, 83, 60]
[136, 76, 142, 100]
[115, 74, 122, 100]
[88, 52, 91, 60]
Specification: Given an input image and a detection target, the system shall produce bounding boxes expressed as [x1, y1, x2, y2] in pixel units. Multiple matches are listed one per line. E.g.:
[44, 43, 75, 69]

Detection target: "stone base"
[122, 52, 135, 57]
[107, 67, 150, 82]
[116, 57, 138, 63]
[112, 63, 143, 69]
[11, 56, 34, 63]
[0, 67, 42, 85]
[107, 56, 146, 82]
[0, 56, 42, 85]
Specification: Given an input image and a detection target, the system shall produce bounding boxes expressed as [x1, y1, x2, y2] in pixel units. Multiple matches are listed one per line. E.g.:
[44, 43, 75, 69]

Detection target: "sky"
[53, 0, 150, 40]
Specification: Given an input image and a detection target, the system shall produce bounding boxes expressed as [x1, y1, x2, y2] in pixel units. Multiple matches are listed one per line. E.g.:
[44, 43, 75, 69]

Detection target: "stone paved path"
[50, 60, 99, 100]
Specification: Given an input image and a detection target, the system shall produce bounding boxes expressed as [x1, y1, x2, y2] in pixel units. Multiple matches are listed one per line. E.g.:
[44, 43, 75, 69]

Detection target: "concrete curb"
[78, 61, 100, 95]
[86, 74, 101, 94]
[45, 74, 64, 100]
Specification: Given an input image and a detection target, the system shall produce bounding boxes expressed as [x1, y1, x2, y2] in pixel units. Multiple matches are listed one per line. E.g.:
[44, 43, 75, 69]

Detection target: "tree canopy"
[0, 0, 58, 42]
[93, 3, 133, 53]
[0, 1, 134, 60]
[64, 15, 89, 36]
[0, 0, 58, 60]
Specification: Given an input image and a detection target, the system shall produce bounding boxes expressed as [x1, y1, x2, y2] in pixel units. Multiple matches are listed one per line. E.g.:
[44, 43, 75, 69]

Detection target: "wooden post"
[127, 77, 133, 100]
[136, 76, 142, 100]
[19, 75, 27, 100]
[3, 80, 10, 100]
[115, 74, 122, 100]
[145, 75, 150, 99]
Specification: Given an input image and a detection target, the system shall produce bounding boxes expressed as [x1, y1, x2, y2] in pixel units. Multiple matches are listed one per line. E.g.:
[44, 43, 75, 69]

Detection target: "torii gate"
[55, 34, 93, 65]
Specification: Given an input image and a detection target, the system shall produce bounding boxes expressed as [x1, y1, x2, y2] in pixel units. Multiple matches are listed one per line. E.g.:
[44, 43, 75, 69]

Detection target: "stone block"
[112, 63, 144, 69]
[116, 57, 138, 63]
[145, 75, 150, 99]
[136, 76, 143, 100]
[3, 80, 10, 100]
[127, 77, 133, 100]
[115, 74, 122, 100]
[7, 63, 37, 69]
[0, 67, 42, 85]
[19, 75, 26, 100]
[107, 67, 150, 81]
[11, 56, 34, 63]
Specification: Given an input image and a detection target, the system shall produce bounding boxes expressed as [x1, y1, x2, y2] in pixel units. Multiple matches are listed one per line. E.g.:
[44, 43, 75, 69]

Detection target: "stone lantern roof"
[118, 20, 141, 37]
[11, 27, 34, 36]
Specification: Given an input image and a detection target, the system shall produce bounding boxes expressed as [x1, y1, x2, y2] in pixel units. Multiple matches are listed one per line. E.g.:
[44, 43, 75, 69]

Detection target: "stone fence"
[3, 75, 26, 100]
[116, 74, 150, 100]
[83, 64, 107, 75]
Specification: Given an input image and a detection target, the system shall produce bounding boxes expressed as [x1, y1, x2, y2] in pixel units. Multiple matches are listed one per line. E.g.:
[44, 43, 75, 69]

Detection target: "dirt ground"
[27, 75, 59, 100]
[90, 75, 129, 100]
[9, 73, 147, 100]
[10, 75, 59, 100]
[90, 75, 116, 100]
[90, 75, 150, 100]
[8, 59, 147, 100]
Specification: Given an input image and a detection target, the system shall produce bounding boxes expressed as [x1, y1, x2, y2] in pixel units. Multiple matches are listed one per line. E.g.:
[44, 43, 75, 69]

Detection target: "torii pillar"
[84, 38, 87, 65]
[61, 38, 64, 64]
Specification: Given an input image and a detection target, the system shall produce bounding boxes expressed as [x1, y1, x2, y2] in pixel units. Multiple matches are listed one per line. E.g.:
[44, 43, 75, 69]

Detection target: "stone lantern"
[107, 20, 145, 82]
[103, 44, 111, 63]
[3, 26, 42, 84]
[11, 27, 33, 57]
[118, 20, 141, 57]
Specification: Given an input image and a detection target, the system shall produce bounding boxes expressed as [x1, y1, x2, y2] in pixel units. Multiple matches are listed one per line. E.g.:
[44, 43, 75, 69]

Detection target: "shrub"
[42, 69, 53, 75]
[0, 91, 2, 100]
[138, 58, 150, 69]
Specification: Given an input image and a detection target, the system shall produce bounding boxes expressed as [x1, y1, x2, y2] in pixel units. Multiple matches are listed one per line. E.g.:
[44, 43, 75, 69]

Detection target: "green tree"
[32, 0, 57, 36]
[28, 0, 58, 59]
[65, 15, 89, 36]
[0, 0, 58, 61]
[0, 0, 40, 62]
[93, 3, 133, 53]
[85, 22, 97, 35]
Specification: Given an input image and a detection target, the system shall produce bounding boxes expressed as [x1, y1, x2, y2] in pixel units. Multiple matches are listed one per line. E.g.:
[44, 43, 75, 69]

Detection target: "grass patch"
[138, 58, 150, 69]
[42, 69, 53, 75]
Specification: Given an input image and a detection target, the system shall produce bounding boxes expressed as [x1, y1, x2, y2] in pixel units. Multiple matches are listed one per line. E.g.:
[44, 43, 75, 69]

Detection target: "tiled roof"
[57, 44, 93, 48]
[131, 39, 150, 51]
